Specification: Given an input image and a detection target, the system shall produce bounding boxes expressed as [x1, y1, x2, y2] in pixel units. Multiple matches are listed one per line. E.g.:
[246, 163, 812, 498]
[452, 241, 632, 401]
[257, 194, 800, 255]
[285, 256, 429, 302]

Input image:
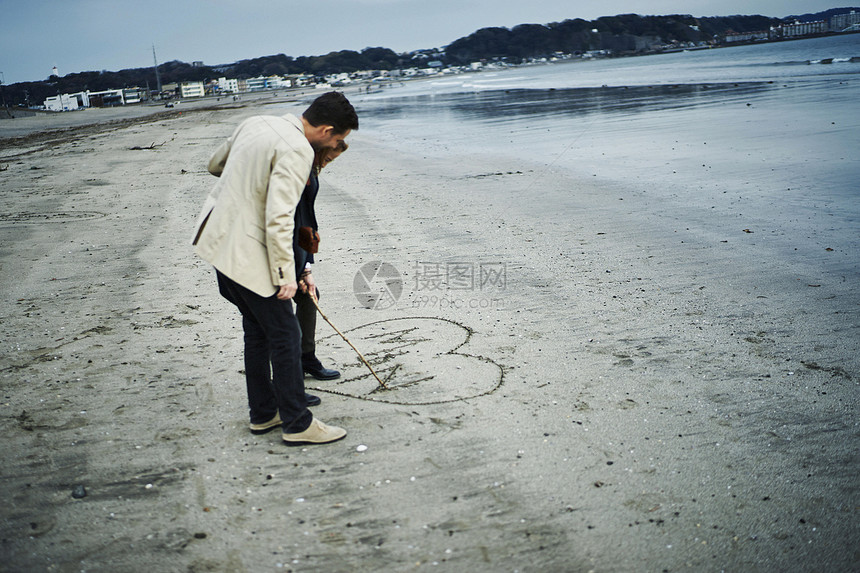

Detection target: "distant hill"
[2, 8, 856, 108]
[444, 14, 782, 64]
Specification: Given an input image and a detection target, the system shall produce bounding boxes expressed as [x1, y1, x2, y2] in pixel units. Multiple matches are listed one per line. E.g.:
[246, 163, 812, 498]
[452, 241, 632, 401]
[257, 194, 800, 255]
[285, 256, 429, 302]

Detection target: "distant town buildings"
[44, 93, 80, 112]
[179, 81, 205, 98]
[123, 87, 144, 104]
[40, 10, 860, 112]
[830, 10, 860, 32]
[724, 30, 771, 43]
[726, 11, 858, 44]
[44, 89, 124, 111]
[777, 20, 829, 38]
[216, 77, 239, 93]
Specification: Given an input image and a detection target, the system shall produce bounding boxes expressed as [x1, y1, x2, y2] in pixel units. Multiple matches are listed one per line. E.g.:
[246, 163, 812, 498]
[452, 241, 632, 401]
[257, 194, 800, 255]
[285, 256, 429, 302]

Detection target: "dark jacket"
[293, 171, 319, 281]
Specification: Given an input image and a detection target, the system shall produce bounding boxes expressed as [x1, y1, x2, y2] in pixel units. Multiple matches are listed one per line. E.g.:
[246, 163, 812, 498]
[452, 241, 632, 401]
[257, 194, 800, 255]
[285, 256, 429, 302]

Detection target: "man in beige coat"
[193, 92, 358, 445]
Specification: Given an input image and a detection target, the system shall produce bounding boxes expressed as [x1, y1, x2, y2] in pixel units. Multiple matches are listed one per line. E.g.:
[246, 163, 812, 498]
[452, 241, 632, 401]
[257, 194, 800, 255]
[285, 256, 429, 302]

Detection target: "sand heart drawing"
[309, 317, 505, 405]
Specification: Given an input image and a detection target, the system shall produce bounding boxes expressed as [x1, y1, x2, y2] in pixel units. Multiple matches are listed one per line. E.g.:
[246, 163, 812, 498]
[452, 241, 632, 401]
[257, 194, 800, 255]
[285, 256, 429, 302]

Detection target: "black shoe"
[304, 366, 341, 381]
[306, 393, 321, 407]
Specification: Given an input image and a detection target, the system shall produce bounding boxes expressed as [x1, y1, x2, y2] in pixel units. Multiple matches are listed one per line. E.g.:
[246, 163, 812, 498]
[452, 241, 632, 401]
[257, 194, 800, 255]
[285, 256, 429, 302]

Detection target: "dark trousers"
[294, 288, 318, 357]
[216, 271, 312, 433]
[294, 287, 327, 371]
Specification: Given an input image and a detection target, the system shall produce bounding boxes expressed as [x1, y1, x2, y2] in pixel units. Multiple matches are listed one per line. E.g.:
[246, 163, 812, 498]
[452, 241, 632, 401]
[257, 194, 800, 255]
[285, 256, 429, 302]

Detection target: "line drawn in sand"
[0, 211, 107, 223]
[309, 316, 506, 405]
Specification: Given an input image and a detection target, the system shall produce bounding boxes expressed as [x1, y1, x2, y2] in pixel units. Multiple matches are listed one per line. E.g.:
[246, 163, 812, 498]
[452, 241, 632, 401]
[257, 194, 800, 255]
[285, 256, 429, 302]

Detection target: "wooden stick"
[307, 289, 388, 389]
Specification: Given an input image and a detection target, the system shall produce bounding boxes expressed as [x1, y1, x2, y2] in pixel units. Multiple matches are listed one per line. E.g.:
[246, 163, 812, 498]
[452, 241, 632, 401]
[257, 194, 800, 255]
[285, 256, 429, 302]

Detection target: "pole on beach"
[307, 288, 388, 390]
[0, 72, 7, 113]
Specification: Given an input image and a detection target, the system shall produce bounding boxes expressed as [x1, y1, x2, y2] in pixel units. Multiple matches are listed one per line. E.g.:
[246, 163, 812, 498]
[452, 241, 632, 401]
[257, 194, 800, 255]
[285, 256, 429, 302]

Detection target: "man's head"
[302, 92, 358, 152]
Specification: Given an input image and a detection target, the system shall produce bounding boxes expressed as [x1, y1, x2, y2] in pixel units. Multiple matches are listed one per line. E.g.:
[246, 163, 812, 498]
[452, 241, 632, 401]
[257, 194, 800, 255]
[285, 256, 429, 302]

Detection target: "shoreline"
[0, 89, 315, 142]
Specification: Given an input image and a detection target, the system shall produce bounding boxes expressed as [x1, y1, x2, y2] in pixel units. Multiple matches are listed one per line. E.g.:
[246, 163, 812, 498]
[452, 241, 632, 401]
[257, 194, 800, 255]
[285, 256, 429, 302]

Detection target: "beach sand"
[0, 89, 857, 572]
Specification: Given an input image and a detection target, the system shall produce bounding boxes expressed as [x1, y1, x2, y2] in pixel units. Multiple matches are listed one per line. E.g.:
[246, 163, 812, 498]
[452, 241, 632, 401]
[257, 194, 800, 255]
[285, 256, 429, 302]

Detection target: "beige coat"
[192, 113, 314, 297]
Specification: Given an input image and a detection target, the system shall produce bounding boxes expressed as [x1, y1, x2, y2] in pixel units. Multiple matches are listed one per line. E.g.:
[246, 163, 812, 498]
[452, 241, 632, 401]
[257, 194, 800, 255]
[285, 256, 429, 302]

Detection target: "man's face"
[313, 126, 351, 152]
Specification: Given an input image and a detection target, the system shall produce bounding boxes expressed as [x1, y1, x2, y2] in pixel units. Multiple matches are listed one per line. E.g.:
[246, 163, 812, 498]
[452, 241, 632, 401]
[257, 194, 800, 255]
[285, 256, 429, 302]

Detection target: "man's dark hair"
[303, 91, 359, 134]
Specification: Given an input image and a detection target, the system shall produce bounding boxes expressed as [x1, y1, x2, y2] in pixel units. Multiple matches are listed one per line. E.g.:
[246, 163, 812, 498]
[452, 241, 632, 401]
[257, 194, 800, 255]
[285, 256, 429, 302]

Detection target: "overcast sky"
[0, 0, 847, 84]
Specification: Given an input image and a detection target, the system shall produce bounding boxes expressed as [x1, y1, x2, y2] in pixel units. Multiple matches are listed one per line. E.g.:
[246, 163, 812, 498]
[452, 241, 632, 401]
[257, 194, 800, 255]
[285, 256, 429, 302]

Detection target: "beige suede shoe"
[249, 413, 281, 435]
[282, 418, 347, 445]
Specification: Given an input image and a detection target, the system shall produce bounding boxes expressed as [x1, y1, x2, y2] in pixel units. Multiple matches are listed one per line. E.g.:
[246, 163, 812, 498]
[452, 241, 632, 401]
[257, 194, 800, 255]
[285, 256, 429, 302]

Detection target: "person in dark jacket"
[294, 141, 348, 382]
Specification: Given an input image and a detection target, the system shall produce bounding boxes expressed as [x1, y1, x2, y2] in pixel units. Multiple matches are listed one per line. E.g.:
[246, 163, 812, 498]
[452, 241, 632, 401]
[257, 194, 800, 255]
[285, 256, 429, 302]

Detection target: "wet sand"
[0, 88, 858, 572]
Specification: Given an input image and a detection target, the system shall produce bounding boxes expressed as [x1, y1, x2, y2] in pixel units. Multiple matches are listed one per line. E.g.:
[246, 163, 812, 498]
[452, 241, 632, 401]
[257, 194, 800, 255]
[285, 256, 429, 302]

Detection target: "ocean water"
[352, 34, 860, 141]
[363, 33, 860, 95]
[348, 34, 860, 179]
[343, 35, 859, 276]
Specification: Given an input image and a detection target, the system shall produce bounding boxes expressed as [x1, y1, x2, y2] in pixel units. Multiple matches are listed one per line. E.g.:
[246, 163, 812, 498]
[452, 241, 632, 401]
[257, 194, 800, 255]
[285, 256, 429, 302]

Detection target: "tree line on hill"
[445, 14, 780, 62]
[1, 10, 853, 108]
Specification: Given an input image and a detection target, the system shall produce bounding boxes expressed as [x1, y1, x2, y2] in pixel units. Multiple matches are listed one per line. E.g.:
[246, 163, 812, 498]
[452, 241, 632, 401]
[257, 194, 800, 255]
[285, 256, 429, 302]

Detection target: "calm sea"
[337, 34, 860, 275]
[352, 33, 860, 139]
[368, 33, 859, 94]
[352, 38, 854, 192]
